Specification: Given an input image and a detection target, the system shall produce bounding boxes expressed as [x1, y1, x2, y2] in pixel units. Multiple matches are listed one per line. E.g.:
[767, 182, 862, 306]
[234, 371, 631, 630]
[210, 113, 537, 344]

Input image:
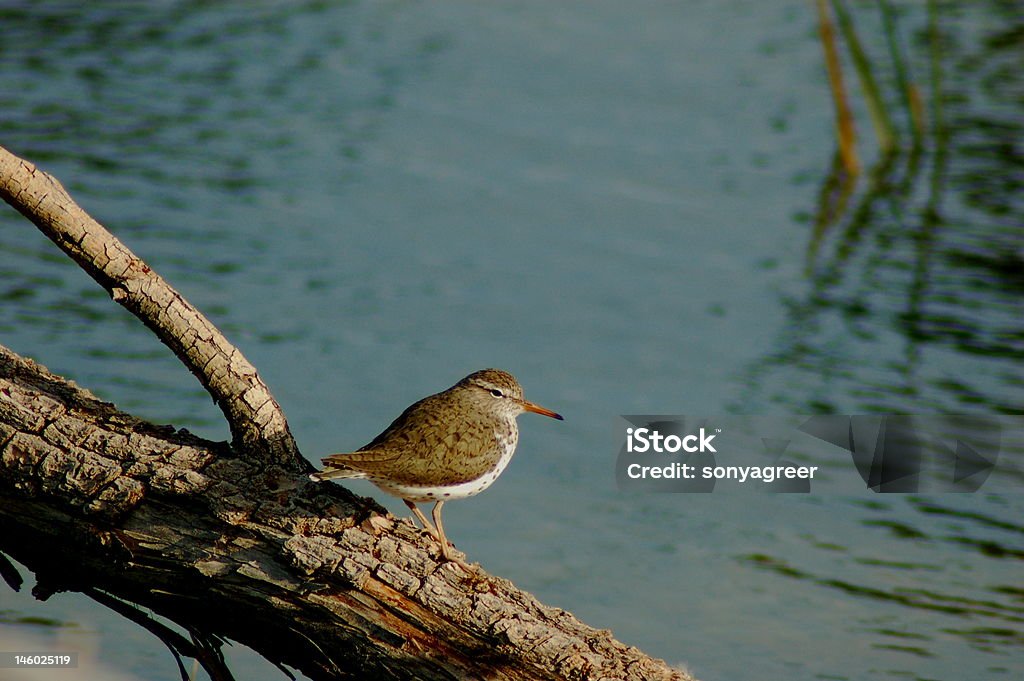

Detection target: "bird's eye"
[489, 389, 503, 398]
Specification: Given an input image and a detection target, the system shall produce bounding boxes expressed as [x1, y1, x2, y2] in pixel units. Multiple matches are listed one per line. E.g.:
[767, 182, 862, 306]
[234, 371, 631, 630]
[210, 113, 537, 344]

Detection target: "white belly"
[376, 430, 517, 503]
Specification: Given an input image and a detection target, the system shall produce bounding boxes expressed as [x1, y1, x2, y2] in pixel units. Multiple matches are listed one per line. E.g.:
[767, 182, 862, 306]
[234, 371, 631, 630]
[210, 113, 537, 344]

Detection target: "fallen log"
[0, 144, 689, 680]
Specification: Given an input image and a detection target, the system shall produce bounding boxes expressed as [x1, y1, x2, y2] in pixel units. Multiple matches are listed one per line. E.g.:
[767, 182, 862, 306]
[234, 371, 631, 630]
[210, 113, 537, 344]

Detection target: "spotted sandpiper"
[310, 368, 563, 564]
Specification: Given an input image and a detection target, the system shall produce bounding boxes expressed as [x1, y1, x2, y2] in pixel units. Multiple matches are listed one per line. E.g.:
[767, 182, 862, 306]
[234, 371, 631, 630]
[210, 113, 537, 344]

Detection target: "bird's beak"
[521, 399, 564, 420]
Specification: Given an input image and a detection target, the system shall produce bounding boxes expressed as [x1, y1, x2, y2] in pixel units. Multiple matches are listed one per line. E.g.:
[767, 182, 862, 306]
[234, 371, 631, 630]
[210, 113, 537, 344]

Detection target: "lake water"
[1, 2, 1021, 680]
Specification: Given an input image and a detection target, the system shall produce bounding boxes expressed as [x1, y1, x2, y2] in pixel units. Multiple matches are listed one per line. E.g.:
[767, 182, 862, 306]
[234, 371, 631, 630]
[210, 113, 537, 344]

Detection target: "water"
[1, 2, 1021, 680]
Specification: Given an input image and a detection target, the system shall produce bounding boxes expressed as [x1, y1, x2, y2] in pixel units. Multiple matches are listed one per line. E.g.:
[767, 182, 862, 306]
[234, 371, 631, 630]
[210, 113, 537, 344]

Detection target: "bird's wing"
[319, 448, 399, 470]
[320, 393, 448, 472]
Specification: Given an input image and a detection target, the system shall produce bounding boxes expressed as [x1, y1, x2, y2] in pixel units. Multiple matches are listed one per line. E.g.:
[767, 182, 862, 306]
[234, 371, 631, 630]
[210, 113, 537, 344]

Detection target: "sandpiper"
[310, 368, 562, 564]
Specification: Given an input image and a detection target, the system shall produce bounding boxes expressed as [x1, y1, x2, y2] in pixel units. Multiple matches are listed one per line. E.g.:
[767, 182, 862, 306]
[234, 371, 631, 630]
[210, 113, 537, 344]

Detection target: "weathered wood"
[0, 145, 691, 680]
[0, 144, 298, 466]
[0, 347, 688, 680]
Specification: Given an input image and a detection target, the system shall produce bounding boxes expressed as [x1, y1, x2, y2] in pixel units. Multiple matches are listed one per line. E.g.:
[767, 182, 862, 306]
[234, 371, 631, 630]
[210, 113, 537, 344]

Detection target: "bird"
[310, 368, 563, 565]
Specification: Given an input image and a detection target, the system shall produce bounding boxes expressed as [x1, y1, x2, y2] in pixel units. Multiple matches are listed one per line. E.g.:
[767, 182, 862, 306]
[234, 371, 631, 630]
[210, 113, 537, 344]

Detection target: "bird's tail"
[309, 456, 366, 482]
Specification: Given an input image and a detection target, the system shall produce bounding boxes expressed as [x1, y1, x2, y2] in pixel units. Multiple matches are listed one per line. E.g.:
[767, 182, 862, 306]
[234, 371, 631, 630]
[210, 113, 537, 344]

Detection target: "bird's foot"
[438, 542, 475, 571]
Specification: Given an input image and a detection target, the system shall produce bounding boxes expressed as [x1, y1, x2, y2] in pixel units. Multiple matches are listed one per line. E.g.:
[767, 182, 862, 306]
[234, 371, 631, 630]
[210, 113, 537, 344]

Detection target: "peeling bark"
[0, 145, 691, 680]
[0, 347, 688, 680]
[0, 144, 298, 466]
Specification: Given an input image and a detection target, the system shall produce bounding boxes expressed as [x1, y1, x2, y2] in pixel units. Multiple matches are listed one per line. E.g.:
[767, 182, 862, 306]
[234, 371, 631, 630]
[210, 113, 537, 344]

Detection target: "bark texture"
[0, 144, 298, 466]
[0, 145, 691, 680]
[0, 348, 688, 680]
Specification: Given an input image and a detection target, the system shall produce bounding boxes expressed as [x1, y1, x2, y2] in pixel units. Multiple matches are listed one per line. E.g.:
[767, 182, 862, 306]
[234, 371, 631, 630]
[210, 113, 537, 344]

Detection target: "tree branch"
[0, 146, 690, 680]
[0, 345, 687, 680]
[0, 144, 299, 467]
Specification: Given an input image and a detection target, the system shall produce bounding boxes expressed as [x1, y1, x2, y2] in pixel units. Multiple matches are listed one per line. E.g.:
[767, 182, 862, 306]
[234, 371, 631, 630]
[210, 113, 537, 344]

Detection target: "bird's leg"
[403, 500, 439, 540]
[431, 500, 471, 568]
[431, 501, 452, 560]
